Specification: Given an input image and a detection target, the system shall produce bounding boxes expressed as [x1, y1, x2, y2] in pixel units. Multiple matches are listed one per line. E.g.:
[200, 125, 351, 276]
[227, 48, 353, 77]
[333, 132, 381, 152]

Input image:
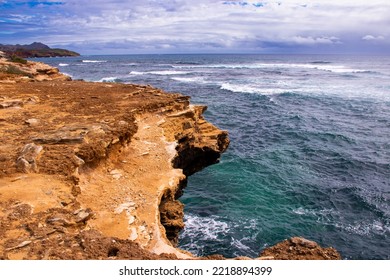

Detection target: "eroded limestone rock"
[16, 143, 43, 173]
[259, 236, 341, 260]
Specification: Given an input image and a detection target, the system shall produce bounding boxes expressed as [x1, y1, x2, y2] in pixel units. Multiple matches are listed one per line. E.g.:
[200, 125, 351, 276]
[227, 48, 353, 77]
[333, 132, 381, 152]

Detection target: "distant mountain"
[0, 42, 80, 58]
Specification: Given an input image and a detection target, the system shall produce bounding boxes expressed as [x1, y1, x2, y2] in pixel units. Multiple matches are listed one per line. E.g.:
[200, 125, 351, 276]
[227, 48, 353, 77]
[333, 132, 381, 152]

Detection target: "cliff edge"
[0, 56, 229, 259]
[0, 58, 340, 260]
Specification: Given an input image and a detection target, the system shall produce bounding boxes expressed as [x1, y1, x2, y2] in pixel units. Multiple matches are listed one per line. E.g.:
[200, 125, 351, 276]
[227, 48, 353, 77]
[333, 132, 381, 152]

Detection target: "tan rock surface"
[259, 236, 341, 260]
[0, 59, 340, 260]
[0, 74, 229, 259]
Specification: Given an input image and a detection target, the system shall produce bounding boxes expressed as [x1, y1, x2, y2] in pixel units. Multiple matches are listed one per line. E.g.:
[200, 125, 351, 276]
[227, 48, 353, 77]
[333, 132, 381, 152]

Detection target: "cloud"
[290, 36, 340, 45]
[0, 0, 390, 53]
[362, 35, 385, 41]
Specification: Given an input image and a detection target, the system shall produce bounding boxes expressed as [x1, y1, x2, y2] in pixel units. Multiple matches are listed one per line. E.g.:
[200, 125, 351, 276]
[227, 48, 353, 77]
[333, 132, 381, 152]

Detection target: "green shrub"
[9, 55, 28, 64]
[4, 65, 33, 77]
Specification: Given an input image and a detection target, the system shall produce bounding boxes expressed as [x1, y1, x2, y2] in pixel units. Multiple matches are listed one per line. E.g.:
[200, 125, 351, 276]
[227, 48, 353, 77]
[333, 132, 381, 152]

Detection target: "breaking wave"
[174, 62, 373, 74]
[82, 60, 107, 63]
[98, 76, 122, 83]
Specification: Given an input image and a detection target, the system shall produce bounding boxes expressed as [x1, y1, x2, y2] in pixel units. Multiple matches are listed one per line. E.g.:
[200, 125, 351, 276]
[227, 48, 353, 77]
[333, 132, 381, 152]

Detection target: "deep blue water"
[35, 54, 390, 259]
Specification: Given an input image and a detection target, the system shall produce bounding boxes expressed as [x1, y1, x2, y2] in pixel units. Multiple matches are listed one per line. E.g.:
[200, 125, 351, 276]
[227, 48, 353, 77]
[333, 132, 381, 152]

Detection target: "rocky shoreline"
[0, 54, 341, 260]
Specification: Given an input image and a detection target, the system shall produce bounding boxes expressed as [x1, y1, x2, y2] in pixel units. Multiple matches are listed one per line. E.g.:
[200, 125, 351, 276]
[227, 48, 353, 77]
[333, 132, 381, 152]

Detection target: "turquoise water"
[36, 54, 390, 259]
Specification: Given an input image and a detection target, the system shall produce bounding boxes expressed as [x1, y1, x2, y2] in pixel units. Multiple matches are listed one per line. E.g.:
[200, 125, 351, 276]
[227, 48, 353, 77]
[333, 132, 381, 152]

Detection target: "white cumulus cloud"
[362, 35, 385, 41]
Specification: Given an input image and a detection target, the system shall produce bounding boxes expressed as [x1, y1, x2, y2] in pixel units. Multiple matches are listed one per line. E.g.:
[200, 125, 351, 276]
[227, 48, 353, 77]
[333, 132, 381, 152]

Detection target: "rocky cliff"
[0, 58, 340, 260]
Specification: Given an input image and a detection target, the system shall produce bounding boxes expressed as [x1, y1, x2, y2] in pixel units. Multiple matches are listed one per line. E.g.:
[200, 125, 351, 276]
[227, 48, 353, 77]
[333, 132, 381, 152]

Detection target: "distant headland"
[0, 42, 80, 58]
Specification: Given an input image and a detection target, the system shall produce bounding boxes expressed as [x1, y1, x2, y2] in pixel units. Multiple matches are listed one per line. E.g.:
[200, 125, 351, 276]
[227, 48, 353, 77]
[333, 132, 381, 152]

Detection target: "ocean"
[35, 54, 390, 260]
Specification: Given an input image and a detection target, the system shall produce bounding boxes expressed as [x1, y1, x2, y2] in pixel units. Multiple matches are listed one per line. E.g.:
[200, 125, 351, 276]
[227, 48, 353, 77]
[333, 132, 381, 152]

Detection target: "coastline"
[0, 56, 340, 260]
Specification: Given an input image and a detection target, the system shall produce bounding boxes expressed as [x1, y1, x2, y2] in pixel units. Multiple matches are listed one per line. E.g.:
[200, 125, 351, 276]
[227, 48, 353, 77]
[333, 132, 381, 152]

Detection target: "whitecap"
[61, 72, 73, 78]
[129, 71, 146, 75]
[148, 70, 189, 75]
[82, 60, 107, 63]
[98, 76, 120, 83]
[313, 65, 368, 73]
[171, 77, 207, 84]
[173, 62, 369, 74]
[58, 63, 69, 67]
[129, 70, 189, 76]
[220, 83, 288, 95]
[335, 220, 390, 236]
[293, 207, 307, 215]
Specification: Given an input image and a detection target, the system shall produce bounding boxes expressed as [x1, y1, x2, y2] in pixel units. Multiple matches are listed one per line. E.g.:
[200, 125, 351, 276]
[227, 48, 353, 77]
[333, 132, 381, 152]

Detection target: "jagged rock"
[159, 199, 185, 246]
[0, 99, 23, 109]
[75, 209, 93, 223]
[33, 126, 88, 144]
[168, 105, 229, 176]
[16, 143, 43, 173]
[259, 236, 341, 260]
[0, 58, 71, 82]
[290, 236, 317, 249]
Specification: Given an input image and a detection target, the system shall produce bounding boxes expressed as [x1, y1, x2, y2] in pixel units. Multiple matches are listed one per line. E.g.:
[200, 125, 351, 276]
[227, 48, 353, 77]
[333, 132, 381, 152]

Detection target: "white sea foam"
[174, 62, 368, 74]
[149, 70, 189, 75]
[220, 83, 289, 95]
[293, 207, 389, 236]
[129, 71, 145, 75]
[82, 60, 107, 63]
[98, 76, 120, 82]
[181, 214, 229, 241]
[171, 77, 207, 84]
[230, 237, 253, 253]
[61, 72, 73, 78]
[180, 214, 259, 256]
[293, 207, 336, 216]
[129, 70, 189, 75]
[58, 63, 69, 67]
[335, 220, 390, 236]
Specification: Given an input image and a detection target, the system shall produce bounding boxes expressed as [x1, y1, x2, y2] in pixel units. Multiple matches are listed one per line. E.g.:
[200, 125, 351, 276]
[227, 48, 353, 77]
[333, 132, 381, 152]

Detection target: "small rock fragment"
[290, 237, 317, 249]
[6, 240, 32, 251]
[74, 208, 93, 223]
[25, 118, 40, 126]
[16, 143, 43, 173]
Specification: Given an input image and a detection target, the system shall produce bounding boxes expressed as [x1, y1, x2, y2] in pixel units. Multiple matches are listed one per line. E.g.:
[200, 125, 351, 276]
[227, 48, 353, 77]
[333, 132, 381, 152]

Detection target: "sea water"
[35, 54, 390, 259]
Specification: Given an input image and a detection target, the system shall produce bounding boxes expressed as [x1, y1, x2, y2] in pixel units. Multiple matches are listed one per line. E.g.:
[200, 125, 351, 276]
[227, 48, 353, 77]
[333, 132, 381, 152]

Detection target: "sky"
[0, 0, 389, 54]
